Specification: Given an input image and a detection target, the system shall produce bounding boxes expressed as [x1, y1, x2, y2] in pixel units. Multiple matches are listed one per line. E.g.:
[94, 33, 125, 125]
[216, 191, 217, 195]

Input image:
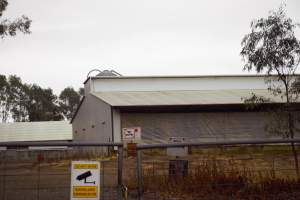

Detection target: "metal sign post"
[127, 143, 137, 157]
[136, 150, 143, 200]
[70, 161, 101, 200]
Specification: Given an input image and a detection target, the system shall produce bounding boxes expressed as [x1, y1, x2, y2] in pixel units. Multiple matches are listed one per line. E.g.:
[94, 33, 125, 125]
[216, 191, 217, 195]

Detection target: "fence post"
[117, 146, 124, 199]
[37, 152, 40, 200]
[101, 161, 104, 200]
[137, 150, 143, 200]
[2, 152, 6, 200]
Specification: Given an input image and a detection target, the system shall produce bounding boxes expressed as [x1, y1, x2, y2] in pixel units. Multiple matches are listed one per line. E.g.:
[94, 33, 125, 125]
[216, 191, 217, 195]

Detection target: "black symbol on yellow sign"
[76, 171, 95, 184]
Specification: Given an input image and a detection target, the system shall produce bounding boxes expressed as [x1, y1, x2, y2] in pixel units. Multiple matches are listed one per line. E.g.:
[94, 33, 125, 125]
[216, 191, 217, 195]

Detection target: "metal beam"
[117, 146, 124, 199]
[136, 139, 300, 150]
[0, 141, 123, 147]
[136, 150, 143, 200]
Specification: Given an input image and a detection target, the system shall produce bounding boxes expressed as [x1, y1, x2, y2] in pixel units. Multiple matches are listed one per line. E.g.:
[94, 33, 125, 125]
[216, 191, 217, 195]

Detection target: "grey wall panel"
[112, 109, 121, 143]
[72, 94, 112, 142]
[0, 121, 71, 142]
[120, 112, 299, 143]
[84, 79, 91, 96]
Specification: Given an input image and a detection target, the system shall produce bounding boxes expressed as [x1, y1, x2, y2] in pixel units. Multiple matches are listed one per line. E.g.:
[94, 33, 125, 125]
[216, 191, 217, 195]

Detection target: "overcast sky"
[1, 0, 300, 94]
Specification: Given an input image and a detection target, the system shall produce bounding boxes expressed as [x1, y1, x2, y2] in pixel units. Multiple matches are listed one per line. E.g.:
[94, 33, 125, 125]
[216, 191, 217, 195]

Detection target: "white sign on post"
[167, 137, 188, 156]
[70, 161, 100, 200]
[122, 127, 141, 142]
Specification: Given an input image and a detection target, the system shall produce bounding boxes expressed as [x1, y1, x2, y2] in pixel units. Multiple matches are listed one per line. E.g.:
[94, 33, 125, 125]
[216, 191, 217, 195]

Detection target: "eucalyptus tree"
[8, 75, 29, 122]
[0, 75, 9, 122]
[2, 74, 64, 122]
[26, 84, 63, 121]
[241, 6, 300, 177]
[59, 87, 81, 120]
[0, 0, 31, 38]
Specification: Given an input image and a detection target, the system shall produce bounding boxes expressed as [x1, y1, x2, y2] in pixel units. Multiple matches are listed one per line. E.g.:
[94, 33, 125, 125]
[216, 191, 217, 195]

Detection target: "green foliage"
[241, 5, 300, 103]
[0, 74, 83, 122]
[26, 84, 63, 121]
[0, 0, 31, 38]
[241, 5, 300, 178]
[0, 74, 9, 122]
[78, 87, 84, 96]
[242, 92, 271, 110]
[59, 87, 81, 120]
[8, 75, 29, 122]
[240, 5, 300, 138]
[0, 0, 31, 119]
[241, 5, 300, 76]
[5, 75, 64, 122]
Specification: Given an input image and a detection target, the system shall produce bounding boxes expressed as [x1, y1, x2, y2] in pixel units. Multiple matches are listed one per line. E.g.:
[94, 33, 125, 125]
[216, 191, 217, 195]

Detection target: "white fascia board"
[91, 76, 268, 92]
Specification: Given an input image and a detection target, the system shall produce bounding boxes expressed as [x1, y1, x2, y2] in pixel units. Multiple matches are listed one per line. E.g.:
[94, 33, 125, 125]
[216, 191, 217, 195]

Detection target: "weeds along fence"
[0, 142, 123, 200]
[134, 139, 300, 200]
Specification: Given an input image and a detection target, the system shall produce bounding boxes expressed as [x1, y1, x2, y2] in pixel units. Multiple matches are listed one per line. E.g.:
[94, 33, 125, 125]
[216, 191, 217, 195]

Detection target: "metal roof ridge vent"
[87, 69, 122, 78]
[96, 69, 122, 77]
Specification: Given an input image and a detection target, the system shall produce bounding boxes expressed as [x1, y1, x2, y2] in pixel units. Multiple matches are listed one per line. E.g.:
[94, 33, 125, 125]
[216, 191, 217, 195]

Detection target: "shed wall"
[120, 112, 295, 143]
[72, 94, 113, 142]
[112, 109, 121, 143]
[0, 121, 71, 142]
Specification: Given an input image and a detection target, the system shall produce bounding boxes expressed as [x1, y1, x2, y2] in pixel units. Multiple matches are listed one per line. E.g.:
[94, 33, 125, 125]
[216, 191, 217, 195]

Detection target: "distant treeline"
[0, 74, 83, 122]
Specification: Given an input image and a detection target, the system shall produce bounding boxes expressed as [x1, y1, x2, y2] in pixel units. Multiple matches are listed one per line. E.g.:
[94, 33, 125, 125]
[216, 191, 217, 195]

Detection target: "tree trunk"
[288, 112, 299, 179]
[284, 82, 299, 179]
[291, 142, 299, 179]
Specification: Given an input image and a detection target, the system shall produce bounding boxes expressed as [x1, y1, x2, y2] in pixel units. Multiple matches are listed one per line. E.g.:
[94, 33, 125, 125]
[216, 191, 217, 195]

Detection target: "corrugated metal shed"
[0, 121, 72, 142]
[91, 89, 282, 106]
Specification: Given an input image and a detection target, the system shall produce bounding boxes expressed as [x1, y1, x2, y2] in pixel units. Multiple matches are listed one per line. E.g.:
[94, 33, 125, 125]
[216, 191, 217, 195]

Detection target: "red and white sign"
[122, 127, 141, 142]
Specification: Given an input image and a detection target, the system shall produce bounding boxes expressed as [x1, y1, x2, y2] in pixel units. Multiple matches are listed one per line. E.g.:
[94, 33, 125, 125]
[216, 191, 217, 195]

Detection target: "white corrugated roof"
[91, 89, 282, 106]
[0, 121, 72, 142]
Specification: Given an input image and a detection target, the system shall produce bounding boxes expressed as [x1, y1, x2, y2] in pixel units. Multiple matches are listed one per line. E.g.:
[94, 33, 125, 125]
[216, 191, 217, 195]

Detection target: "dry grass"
[142, 159, 300, 199]
[137, 145, 300, 199]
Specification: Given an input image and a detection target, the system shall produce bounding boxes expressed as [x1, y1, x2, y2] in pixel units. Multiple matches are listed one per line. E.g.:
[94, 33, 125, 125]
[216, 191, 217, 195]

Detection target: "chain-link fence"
[0, 142, 123, 200]
[134, 139, 300, 200]
[1, 139, 300, 200]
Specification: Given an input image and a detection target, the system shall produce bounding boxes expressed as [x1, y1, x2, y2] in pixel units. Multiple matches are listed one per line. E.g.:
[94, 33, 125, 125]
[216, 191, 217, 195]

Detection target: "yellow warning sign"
[73, 186, 98, 198]
[71, 161, 100, 200]
[74, 164, 98, 169]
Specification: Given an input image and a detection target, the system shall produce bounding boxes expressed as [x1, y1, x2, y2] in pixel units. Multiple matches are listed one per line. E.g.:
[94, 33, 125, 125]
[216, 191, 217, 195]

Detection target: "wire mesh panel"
[0, 144, 122, 200]
[137, 144, 300, 200]
[1, 139, 300, 200]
